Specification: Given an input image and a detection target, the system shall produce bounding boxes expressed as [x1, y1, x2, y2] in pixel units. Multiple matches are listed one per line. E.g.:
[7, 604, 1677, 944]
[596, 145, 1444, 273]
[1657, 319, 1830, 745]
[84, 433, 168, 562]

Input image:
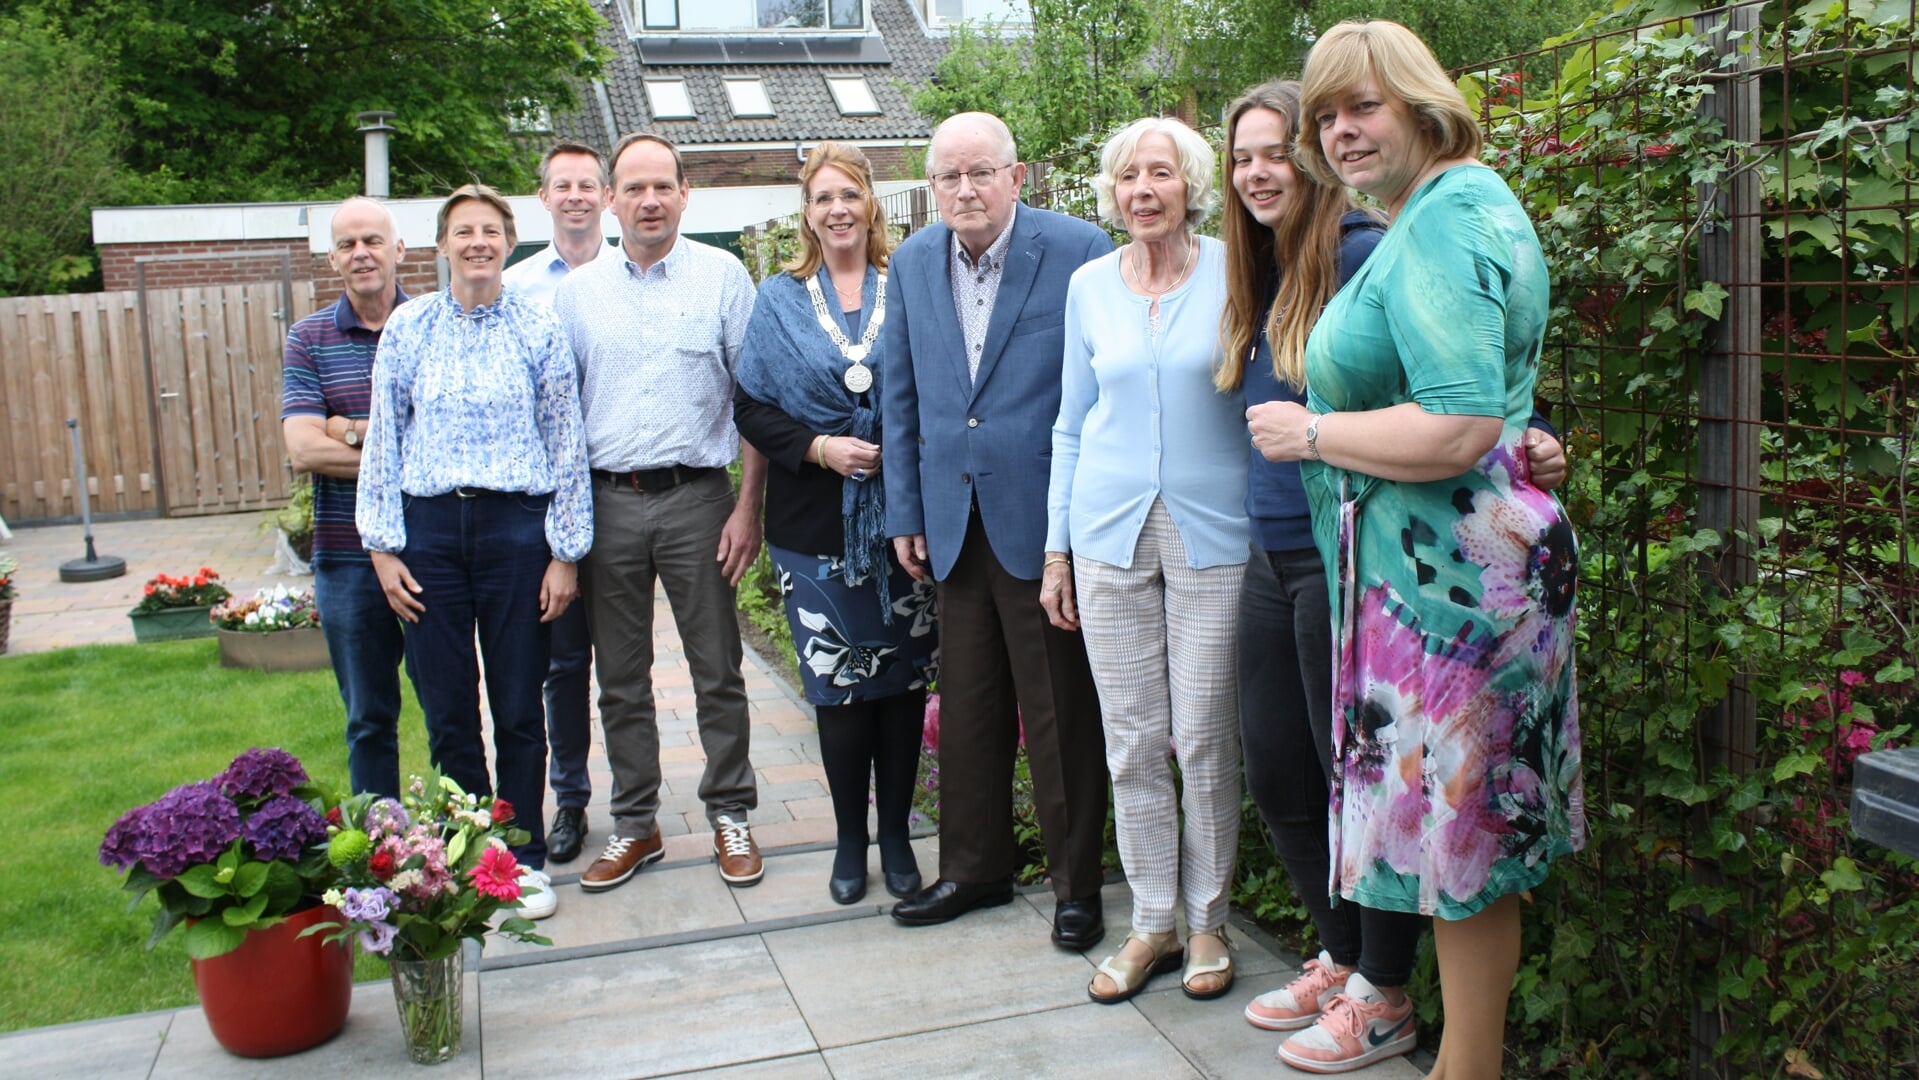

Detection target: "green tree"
[27, 0, 608, 202]
[0, 12, 126, 296]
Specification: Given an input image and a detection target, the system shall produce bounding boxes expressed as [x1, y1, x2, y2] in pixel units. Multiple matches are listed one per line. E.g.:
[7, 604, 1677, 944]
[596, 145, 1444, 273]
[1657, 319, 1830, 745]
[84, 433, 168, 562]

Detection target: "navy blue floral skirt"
[767, 542, 939, 706]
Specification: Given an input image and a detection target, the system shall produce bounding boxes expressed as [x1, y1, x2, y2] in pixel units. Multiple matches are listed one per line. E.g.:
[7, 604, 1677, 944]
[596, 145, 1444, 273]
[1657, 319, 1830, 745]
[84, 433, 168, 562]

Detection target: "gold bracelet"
[1044, 556, 1070, 567]
[811, 435, 829, 466]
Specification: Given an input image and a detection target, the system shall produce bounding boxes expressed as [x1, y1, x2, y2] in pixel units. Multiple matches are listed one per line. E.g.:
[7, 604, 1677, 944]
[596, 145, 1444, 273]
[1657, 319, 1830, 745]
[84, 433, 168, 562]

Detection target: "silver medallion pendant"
[843, 363, 873, 394]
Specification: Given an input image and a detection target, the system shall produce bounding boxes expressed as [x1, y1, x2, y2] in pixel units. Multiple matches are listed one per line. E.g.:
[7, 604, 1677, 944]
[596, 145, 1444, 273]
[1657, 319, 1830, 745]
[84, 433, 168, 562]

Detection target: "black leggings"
[815, 689, 926, 878]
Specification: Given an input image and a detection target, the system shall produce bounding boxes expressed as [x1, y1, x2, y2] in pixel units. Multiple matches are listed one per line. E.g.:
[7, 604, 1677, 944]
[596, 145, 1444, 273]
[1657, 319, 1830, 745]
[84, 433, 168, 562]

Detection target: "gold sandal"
[1087, 931, 1184, 1005]
[1182, 928, 1235, 1000]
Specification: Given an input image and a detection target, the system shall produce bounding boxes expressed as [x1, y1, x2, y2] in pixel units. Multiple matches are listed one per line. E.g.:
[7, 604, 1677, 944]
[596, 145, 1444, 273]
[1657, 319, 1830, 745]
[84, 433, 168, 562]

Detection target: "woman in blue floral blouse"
[356, 183, 592, 919]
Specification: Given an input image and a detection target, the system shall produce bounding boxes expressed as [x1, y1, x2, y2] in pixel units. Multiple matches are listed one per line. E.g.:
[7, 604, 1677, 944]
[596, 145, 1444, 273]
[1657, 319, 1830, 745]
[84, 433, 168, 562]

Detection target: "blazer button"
[961, 473, 972, 484]
[967, 417, 980, 428]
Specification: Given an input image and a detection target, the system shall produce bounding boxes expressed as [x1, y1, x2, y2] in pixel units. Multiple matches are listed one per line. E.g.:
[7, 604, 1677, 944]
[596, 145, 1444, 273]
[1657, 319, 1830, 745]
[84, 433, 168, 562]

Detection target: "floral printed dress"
[1301, 166, 1585, 920]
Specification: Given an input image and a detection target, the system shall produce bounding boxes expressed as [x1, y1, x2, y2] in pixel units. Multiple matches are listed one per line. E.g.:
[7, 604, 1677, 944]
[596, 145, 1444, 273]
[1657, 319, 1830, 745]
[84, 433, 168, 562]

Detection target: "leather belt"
[592, 465, 719, 493]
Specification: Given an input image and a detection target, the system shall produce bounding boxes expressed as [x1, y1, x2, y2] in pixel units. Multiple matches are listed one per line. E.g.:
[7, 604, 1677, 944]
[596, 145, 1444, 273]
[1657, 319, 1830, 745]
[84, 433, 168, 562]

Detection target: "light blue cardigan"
[1045, 236, 1250, 570]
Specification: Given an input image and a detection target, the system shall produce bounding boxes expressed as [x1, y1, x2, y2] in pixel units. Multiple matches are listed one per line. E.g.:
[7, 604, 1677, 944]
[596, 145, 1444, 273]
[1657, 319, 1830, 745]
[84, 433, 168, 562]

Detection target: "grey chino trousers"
[582, 470, 757, 840]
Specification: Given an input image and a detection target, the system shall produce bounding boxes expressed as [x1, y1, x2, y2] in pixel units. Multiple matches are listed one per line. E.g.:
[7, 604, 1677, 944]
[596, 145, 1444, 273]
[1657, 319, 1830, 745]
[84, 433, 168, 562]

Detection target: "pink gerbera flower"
[468, 845, 523, 901]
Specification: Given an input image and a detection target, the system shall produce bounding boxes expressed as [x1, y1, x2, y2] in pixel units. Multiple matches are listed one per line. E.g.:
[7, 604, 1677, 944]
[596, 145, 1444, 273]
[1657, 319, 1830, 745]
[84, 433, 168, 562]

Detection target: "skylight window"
[644, 79, 696, 120]
[724, 78, 775, 119]
[825, 75, 880, 116]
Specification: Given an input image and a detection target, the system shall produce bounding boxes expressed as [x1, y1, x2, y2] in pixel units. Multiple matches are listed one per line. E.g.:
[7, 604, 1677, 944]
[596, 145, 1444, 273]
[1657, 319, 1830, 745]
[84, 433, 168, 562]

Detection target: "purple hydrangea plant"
[240, 794, 330, 861]
[218, 747, 309, 800]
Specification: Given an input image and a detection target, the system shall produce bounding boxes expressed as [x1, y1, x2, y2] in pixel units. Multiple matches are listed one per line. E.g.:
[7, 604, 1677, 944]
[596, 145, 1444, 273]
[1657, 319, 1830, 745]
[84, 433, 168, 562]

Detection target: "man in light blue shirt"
[555, 133, 770, 893]
[503, 141, 611, 866]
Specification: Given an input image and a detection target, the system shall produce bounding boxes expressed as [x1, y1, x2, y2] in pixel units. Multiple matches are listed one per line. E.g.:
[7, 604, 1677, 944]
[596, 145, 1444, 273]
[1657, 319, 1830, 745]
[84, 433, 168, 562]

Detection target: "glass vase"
[388, 951, 463, 1065]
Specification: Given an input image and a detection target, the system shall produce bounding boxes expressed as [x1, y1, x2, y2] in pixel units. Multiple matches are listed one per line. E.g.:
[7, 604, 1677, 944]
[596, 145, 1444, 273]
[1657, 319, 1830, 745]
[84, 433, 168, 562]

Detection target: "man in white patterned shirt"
[554, 133, 770, 891]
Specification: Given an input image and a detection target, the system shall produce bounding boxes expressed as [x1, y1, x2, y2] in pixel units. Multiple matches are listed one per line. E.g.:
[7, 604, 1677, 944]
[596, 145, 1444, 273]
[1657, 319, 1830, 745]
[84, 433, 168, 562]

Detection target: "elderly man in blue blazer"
[881, 111, 1115, 950]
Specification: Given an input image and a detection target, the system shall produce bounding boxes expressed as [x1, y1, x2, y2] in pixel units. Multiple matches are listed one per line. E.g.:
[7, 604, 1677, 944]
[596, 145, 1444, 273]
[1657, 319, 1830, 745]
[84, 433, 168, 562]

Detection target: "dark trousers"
[399, 491, 553, 869]
[313, 558, 408, 800]
[934, 509, 1108, 901]
[1238, 544, 1419, 987]
[543, 603, 593, 810]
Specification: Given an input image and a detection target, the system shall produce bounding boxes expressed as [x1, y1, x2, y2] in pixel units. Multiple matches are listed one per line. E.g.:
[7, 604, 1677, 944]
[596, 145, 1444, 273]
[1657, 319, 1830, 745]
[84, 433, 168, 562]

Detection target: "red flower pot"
[189, 903, 353, 1057]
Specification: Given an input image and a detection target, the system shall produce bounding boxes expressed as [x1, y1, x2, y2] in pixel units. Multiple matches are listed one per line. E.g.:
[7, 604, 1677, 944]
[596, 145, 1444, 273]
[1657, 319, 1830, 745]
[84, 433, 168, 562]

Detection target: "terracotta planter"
[216, 627, 330, 672]
[190, 903, 353, 1058]
[127, 604, 216, 643]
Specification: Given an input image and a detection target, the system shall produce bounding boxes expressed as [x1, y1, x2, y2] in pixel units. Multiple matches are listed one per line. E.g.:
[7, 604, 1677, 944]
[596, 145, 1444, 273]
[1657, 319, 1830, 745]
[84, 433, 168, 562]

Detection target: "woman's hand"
[1525, 430, 1568, 491]
[539, 559, 578, 623]
[1247, 400, 1314, 463]
[817, 434, 882, 480]
[1039, 553, 1079, 631]
[370, 550, 425, 623]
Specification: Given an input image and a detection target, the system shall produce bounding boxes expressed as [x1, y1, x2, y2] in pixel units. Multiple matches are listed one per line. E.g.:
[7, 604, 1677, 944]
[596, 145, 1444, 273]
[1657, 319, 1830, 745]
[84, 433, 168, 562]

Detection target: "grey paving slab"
[1134, 970, 1423, 1079]
[0, 1012, 168, 1079]
[764, 898, 1088, 1048]
[731, 837, 939, 924]
[479, 938, 816, 1079]
[485, 859, 745, 958]
[823, 1001, 1203, 1079]
[1027, 882, 1288, 980]
[659, 1053, 834, 1079]
[149, 972, 482, 1079]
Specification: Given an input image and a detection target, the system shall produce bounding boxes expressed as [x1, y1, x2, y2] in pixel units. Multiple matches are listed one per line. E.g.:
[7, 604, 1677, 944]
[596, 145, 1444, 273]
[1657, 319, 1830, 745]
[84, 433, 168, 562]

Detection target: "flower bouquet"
[316, 774, 550, 1063]
[211, 585, 321, 632]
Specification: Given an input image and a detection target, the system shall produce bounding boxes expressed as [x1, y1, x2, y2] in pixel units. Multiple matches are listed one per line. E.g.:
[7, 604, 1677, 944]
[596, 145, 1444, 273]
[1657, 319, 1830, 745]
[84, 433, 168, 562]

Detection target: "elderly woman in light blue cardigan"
[1042, 116, 1249, 1007]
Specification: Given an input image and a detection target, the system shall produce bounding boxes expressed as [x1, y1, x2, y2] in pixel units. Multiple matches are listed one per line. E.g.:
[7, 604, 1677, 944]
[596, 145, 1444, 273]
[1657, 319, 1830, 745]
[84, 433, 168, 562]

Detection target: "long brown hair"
[786, 141, 891, 279]
[1216, 81, 1372, 392]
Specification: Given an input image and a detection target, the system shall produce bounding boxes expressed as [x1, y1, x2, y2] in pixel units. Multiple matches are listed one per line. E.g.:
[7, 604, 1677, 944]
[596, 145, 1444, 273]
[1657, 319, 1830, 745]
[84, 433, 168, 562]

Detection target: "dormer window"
[922, 0, 1027, 25]
[639, 0, 865, 31]
[644, 79, 696, 120]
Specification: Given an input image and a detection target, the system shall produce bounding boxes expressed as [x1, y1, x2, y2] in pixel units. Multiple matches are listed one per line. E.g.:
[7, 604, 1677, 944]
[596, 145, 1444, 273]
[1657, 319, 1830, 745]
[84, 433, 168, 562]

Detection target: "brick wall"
[682, 145, 919, 188]
[100, 239, 440, 294]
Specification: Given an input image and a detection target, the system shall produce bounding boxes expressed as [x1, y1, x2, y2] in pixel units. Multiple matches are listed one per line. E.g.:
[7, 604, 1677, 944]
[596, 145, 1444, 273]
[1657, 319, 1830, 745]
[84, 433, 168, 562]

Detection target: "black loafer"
[883, 869, 922, 900]
[548, 807, 588, 864]
[829, 875, 867, 905]
[1051, 895, 1105, 951]
[890, 878, 1014, 926]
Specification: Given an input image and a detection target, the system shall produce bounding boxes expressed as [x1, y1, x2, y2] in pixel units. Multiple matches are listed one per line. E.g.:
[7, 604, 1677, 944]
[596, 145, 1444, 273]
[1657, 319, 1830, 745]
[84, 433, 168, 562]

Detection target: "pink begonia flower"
[469, 845, 523, 901]
[922, 693, 940, 754]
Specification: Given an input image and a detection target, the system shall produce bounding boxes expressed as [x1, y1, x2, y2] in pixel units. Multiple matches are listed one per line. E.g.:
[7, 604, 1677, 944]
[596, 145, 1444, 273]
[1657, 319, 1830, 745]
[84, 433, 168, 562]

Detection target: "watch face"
[344, 429, 360, 447]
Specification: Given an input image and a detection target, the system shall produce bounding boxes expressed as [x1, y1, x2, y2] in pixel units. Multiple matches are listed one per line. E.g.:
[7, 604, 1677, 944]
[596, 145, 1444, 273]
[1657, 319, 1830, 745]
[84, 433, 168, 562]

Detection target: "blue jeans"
[312, 558, 408, 799]
[399, 490, 553, 869]
[543, 603, 593, 810]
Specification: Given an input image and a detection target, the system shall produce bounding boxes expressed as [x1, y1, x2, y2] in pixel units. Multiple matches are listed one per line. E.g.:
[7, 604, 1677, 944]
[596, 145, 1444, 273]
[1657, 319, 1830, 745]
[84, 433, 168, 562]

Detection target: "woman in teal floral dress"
[1257, 20, 1585, 1078]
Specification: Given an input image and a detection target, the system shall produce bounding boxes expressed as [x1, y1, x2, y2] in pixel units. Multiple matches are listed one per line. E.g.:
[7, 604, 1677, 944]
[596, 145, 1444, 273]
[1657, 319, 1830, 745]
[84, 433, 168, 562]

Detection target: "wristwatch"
[1305, 412, 1324, 461]
[342, 425, 361, 448]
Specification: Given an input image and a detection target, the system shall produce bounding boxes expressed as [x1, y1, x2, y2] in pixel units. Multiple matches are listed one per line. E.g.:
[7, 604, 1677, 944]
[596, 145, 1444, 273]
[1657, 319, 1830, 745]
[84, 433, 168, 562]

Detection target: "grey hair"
[928, 112, 1019, 172]
[332, 195, 400, 238]
[1093, 116, 1218, 229]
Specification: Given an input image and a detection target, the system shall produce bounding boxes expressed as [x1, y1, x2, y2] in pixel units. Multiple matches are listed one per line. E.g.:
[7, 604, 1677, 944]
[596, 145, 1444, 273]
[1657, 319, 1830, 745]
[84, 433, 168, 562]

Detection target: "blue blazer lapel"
[916, 224, 973, 400]
[969, 206, 1043, 402]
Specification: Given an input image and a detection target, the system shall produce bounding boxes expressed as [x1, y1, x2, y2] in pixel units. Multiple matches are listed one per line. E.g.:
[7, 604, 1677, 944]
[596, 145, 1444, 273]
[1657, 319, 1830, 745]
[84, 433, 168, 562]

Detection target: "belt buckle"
[455, 486, 480, 499]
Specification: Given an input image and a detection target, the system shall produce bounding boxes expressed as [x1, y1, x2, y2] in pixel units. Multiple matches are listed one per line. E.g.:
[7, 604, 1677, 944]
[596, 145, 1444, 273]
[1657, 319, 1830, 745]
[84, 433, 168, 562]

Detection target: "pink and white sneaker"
[1246, 950, 1351, 1031]
[1275, 973, 1416, 1074]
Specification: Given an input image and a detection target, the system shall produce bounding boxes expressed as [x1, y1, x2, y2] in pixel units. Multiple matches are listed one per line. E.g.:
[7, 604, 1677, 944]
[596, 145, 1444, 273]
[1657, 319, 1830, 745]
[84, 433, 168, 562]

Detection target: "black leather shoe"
[883, 869, 922, 900]
[1051, 896, 1105, 951]
[890, 878, 1014, 926]
[829, 874, 867, 905]
[548, 807, 587, 864]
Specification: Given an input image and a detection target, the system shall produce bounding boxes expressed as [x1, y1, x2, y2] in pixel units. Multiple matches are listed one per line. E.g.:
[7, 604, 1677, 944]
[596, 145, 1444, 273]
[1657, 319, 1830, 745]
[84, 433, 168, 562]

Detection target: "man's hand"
[1526, 430, 1569, 491]
[1039, 554, 1078, 631]
[716, 501, 762, 587]
[539, 559, 578, 622]
[893, 534, 930, 583]
[369, 550, 425, 622]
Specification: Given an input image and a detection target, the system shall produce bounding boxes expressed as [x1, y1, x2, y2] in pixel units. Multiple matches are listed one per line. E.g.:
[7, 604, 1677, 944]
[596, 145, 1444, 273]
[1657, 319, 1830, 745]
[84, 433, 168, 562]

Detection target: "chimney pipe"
[356, 111, 397, 198]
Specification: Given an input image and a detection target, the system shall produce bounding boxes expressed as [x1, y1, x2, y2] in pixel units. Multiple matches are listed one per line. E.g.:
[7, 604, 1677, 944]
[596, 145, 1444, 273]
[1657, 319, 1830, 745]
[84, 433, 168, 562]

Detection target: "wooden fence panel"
[0, 281, 318, 524]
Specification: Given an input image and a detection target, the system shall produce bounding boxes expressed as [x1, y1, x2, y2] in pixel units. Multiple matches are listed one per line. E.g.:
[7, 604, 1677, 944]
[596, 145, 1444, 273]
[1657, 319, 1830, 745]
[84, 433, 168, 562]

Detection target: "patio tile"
[1133, 971, 1423, 1079]
[658, 1053, 834, 1078]
[1026, 883, 1288, 980]
[479, 938, 815, 1079]
[486, 860, 745, 958]
[0, 1012, 168, 1079]
[763, 897, 1085, 1048]
[730, 837, 939, 924]
[149, 971, 482, 1079]
[822, 1002, 1201, 1079]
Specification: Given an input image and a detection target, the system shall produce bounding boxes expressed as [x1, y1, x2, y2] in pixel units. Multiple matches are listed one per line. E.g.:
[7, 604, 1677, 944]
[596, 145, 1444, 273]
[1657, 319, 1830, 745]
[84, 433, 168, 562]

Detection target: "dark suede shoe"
[547, 807, 587, 864]
[890, 878, 1014, 926]
[1051, 895, 1105, 951]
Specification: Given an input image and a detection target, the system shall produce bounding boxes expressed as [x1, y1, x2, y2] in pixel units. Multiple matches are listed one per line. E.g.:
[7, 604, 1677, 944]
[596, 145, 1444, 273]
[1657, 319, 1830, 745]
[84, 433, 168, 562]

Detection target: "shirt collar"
[953, 203, 1019, 273]
[333, 286, 409, 332]
[620, 233, 687, 280]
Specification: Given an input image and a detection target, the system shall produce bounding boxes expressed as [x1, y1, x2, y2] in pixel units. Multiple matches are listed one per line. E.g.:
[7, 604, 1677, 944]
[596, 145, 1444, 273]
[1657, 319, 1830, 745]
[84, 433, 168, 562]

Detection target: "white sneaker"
[516, 868, 557, 920]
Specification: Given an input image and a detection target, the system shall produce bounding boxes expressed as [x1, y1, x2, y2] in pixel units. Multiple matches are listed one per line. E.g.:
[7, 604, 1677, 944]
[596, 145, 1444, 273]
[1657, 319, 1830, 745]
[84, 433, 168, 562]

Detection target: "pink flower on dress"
[468, 845, 523, 901]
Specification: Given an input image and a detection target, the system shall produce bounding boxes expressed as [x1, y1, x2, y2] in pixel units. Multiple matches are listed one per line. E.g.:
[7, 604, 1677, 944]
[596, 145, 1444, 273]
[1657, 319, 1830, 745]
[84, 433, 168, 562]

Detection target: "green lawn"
[0, 640, 432, 1032]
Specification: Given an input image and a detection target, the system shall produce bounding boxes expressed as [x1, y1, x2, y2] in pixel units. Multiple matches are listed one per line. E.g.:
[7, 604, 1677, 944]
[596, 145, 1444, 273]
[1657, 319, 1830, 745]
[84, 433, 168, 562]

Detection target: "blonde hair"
[435, 183, 517, 250]
[785, 141, 891, 279]
[1093, 116, 1218, 229]
[1216, 82, 1373, 392]
[1295, 19, 1482, 190]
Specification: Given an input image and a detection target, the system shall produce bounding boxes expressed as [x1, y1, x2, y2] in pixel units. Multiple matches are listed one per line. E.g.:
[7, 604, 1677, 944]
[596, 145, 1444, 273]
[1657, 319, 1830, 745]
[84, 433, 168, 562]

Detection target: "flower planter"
[190, 903, 353, 1058]
[217, 627, 330, 672]
[0, 598, 11, 655]
[128, 604, 215, 643]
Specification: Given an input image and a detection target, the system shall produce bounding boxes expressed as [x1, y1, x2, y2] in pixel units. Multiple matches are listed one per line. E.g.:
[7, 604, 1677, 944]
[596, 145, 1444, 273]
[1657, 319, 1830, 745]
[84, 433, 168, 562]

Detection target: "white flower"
[322, 888, 344, 906]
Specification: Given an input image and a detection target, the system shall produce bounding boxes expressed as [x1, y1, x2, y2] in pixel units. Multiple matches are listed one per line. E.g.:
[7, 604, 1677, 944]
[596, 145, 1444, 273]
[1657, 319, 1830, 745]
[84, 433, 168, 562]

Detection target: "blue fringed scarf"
[735, 266, 893, 620]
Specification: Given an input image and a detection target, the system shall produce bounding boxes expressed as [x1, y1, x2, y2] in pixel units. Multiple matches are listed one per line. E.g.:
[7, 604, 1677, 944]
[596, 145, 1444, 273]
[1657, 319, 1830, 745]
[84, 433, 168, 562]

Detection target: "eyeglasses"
[808, 189, 867, 208]
[929, 163, 1017, 192]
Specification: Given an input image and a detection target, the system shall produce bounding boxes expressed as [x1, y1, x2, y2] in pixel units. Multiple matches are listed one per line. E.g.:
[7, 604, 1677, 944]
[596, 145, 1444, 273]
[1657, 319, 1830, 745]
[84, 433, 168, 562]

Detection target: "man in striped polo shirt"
[282, 196, 412, 799]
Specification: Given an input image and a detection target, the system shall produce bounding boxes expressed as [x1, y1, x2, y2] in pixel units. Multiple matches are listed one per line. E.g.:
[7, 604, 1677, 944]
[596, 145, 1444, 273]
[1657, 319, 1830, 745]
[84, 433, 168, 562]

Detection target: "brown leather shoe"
[579, 830, 664, 892]
[713, 815, 763, 886]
